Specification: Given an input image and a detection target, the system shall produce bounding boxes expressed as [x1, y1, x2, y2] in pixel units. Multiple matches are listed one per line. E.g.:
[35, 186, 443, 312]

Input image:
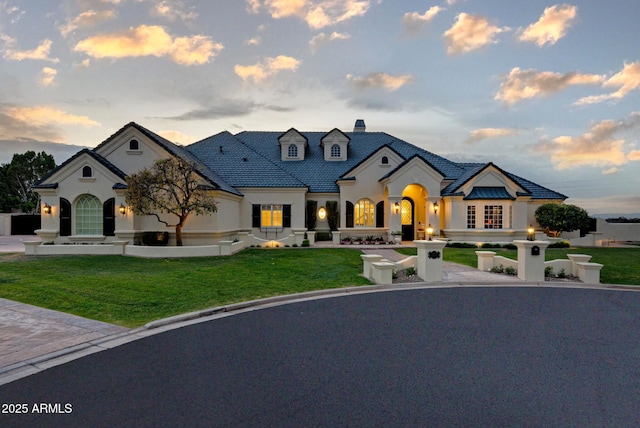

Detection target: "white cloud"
[576, 61, 640, 105]
[539, 112, 640, 170]
[248, 0, 371, 29]
[2, 37, 59, 63]
[402, 6, 444, 35]
[73, 25, 223, 65]
[519, 4, 577, 47]
[158, 130, 195, 145]
[309, 31, 350, 52]
[39, 67, 57, 87]
[346, 72, 414, 91]
[59, 9, 117, 37]
[443, 13, 508, 55]
[150, 0, 198, 22]
[467, 128, 518, 143]
[245, 36, 262, 46]
[235, 55, 301, 83]
[495, 67, 605, 105]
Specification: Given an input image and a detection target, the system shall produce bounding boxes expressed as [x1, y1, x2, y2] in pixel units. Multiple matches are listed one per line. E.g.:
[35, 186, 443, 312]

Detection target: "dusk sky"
[1, 0, 639, 214]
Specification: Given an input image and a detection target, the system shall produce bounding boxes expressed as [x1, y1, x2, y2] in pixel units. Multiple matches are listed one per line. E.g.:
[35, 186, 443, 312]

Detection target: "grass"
[0, 249, 371, 328]
[397, 246, 640, 286]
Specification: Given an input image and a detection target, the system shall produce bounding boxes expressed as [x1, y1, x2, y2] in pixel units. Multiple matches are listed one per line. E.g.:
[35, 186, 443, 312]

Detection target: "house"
[33, 120, 566, 247]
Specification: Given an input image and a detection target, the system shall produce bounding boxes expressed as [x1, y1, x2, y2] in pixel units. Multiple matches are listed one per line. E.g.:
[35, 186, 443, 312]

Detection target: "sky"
[1, 0, 639, 215]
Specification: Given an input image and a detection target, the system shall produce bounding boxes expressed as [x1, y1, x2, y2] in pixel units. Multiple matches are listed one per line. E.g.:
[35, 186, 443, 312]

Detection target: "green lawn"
[397, 246, 640, 286]
[0, 249, 371, 328]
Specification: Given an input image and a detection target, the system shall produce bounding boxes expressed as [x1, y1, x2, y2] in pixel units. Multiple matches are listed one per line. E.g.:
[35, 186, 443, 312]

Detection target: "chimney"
[353, 119, 366, 133]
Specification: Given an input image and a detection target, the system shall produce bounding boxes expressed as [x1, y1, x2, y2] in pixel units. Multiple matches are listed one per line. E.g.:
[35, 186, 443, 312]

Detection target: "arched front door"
[401, 197, 414, 241]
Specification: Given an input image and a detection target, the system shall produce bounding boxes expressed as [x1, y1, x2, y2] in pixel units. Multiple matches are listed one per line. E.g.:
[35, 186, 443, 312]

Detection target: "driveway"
[1, 287, 639, 426]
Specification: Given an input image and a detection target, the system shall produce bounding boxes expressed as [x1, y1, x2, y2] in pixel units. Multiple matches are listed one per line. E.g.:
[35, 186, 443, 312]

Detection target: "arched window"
[75, 194, 103, 235]
[129, 139, 139, 150]
[354, 198, 375, 227]
[381, 156, 389, 165]
[288, 144, 298, 157]
[82, 166, 92, 178]
[330, 144, 341, 158]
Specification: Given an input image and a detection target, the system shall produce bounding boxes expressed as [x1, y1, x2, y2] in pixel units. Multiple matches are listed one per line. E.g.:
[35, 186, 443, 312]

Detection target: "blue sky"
[1, 0, 639, 214]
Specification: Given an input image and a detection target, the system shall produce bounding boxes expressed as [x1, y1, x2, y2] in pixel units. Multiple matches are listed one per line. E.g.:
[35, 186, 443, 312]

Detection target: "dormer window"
[321, 128, 349, 161]
[82, 166, 92, 178]
[330, 144, 341, 158]
[129, 139, 139, 150]
[288, 144, 298, 158]
[279, 128, 307, 161]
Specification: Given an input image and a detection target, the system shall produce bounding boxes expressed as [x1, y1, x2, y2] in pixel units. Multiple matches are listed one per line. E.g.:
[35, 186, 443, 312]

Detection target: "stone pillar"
[567, 254, 592, 277]
[112, 240, 128, 255]
[361, 254, 384, 278]
[576, 262, 603, 284]
[219, 241, 233, 256]
[332, 230, 341, 245]
[475, 251, 496, 271]
[292, 228, 306, 246]
[414, 239, 447, 283]
[371, 261, 395, 285]
[307, 231, 316, 246]
[23, 241, 41, 255]
[514, 240, 550, 282]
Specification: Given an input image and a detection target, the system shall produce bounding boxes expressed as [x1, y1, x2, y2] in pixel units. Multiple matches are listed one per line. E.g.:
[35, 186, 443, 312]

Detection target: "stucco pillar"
[514, 240, 550, 282]
[567, 254, 592, 277]
[427, 197, 441, 237]
[361, 254, 384, 278]
[388, 196, 402, 238]
[414, 239, 447, 283]
[476, 251, 496, 271]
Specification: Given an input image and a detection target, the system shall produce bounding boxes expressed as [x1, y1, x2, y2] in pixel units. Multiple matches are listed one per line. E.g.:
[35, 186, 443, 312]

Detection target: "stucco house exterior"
[33, 120, 566, 248]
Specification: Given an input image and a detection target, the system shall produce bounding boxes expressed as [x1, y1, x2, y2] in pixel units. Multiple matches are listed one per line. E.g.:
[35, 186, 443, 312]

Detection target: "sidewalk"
[0, 235, 40, 253]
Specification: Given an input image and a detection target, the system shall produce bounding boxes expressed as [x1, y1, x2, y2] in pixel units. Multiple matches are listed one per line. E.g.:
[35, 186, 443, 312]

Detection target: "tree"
[535, 203, 590, 237]
[125, 157, 218, 246]
[4, 151, 55, 213]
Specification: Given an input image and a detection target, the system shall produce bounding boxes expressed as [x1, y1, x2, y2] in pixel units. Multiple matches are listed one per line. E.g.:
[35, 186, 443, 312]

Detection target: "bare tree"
[125, 157, 218, 246]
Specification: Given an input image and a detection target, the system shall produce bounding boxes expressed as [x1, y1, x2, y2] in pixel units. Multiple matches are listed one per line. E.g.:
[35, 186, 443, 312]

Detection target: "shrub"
[505, 266, 516, 275]
[447, 242, 477, 248]
[545, 266, 554, 277]
[548, 241, 570, 248]
[481, 243, 502, 249]
[490, 265, 505, 273]
[503, 244, 517, 250]
[315, 232, 332, 241]
[406, 266, 416, 276]
[301, 239, 310, 247]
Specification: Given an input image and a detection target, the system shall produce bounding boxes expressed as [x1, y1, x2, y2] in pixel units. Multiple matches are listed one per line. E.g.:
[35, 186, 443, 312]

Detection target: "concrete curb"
[2, 281, 638, 386]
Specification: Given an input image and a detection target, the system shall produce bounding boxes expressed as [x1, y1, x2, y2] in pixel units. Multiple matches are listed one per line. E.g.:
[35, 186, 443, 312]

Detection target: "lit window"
[355, 199, 375, 227]
[287, 144, 298, 158]
[262, 204, 283, 228]
[76, 194, 103, 235]
[484, 205, 503, 229]
[82, 166, 92, 178]
[318, 206, 327, 221]
[330, 144, 341, 158]
[467, 206, 476, 229]
[401, 200, 412, 225]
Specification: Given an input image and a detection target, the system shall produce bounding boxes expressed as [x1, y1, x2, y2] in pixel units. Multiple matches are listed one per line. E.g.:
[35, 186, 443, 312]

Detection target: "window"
[82, 166, 92, 178]
[355, 199, 375, 227]
[467, 206, 476, 229]
[381, 156, 389, 165]
[484, 205, 503, 229]
[401, 200, 412, 225]
[330, 144, 341, 158]
[75, 194, 103, 235]
[252, 204, 291, 229]
[287, 144, 298, 158]
[129, 139, 139, 150]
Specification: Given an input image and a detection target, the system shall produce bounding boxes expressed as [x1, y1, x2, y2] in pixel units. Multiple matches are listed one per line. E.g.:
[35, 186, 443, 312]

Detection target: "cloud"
[0, 104, 100, 144]
[245, 36, 262, 46]
[248, 0, 371, 29]
[602, 167, 618, 175]
[539, 112, 640, 170]
[150, 0, 198, 22]
[162, 99, 293, 121]
[402, 6, 444, 35]
[59, 9, 117, 37]
[158, 130, 195, 145]
[628, 150, 640, 161]
[2, 38, 60, 63]
[309, 31, 350, 52]
[519, 4, 577, 47]
[234, 55, 300, 83]
[73, 25, 223, 65]
[495, 67, 605, 105]
[466, 128, 518, 143]
[346, 72, 414, 91]
[443, 13, 507, 55]
[39, 67, 57, 87]
[575, 61, 640, 105]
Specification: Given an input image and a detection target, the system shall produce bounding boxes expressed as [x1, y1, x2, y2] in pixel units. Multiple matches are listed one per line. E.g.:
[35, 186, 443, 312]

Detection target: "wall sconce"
[433, 202, 439, 215]
[317, 206, 327, 221]
[393, 202, 400, 214]
[43, 203, 51, 214]
[427, 223, 434, 241]
[527, 224, 535, 241]
[119, 204, 127, 216]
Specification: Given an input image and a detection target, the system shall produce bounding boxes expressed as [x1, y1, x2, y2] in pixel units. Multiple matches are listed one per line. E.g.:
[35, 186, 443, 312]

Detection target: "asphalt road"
[1, 287, 639, 427]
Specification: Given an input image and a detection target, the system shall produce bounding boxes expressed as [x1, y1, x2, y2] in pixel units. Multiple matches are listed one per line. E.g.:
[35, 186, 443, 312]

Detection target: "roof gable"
[34, 149, 127, 189]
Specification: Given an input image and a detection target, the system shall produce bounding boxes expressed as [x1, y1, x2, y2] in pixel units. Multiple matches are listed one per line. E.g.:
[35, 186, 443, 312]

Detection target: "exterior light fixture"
[318, 206, 327, 221]
[394, 202, 400, 214]
[527, 224, 535, 241]
[43, 203, 51, 214]
[433, 202, 439, 215]
[119, 204, 127, 216]
[427, 224, 434, 241]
